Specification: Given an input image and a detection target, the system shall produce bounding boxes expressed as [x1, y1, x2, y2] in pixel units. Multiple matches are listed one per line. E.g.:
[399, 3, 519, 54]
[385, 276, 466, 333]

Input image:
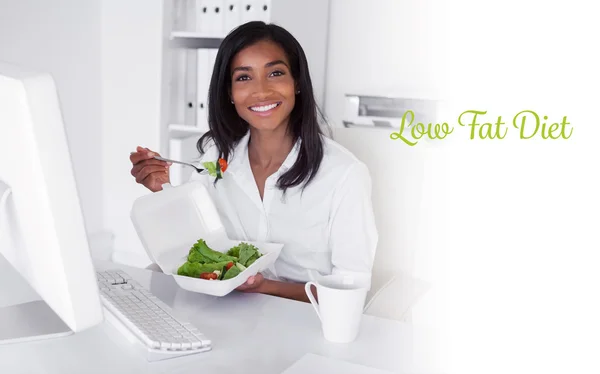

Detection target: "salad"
[202, 158, 228, 181]
[177, 238, 263, 281]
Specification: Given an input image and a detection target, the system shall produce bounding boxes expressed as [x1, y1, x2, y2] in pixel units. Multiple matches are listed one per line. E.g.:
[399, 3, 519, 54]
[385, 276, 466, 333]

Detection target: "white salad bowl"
[130, 181, 284, 296]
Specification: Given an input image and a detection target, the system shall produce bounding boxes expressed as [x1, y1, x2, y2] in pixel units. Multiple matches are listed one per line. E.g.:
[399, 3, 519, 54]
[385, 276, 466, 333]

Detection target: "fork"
[153, 156, 207, 174]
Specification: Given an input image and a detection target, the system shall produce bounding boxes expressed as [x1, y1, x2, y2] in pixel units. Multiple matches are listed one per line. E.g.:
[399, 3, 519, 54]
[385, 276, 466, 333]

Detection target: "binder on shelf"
[184, 50, 198, 127]
[173, 0, 197, 32]
[257, 0, 271, 23]
[240, 1, 258, 24]
[208, 0, 225, 37]
[208, 48, 218, 77]
[196, 49, 211, 131]
[195, 0, 208, 34]
[170, 49, 187, 126]
[197, 0, 225, 37]
[224, 0, 242, 34]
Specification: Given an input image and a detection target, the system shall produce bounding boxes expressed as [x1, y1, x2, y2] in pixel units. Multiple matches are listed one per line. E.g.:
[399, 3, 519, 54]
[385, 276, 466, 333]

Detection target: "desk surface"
[0, 260, 442, 374]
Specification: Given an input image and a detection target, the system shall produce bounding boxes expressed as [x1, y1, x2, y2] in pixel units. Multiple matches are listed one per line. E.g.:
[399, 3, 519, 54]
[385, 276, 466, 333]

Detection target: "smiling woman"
[199, 21, 325, 198]
[130, 21, 379, 303]
[231, 46, 296, 124]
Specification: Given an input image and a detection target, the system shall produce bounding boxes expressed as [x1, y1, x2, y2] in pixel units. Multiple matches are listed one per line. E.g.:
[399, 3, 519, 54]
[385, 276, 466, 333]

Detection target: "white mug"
[304, 275, 369, 343]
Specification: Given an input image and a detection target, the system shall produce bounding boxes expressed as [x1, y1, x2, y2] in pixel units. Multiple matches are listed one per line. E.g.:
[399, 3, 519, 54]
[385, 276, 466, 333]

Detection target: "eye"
[270, 70, 285, 77]
[234, 74, 250, 82]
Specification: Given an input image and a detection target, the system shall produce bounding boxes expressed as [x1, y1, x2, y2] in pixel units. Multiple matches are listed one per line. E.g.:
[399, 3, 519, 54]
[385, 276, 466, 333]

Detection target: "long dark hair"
[197, 21, 327, 194]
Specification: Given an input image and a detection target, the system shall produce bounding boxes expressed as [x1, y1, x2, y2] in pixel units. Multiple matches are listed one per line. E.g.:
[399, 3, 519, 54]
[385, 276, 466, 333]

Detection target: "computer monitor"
[0, 62, 103, 344]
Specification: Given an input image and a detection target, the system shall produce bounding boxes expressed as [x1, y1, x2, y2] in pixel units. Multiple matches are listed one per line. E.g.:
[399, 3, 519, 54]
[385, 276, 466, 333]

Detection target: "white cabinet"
[102, 0, 330, 266]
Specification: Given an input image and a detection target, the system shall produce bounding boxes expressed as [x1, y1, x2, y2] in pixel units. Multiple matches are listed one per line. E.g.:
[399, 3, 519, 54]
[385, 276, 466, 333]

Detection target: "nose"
[251, 77, 273, 100]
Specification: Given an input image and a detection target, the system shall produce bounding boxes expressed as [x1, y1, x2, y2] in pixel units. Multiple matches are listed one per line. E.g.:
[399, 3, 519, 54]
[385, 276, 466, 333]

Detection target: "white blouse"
[189, 130, 378, 284]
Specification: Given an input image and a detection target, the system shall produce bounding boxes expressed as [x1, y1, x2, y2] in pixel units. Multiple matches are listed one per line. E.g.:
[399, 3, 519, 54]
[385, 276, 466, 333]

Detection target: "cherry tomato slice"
[199, 272, 218, 280]
[218, 158, 228, 173]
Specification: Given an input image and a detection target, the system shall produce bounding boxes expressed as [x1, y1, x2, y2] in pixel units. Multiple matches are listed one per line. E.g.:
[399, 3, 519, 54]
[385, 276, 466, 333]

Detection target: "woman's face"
[230, 40, 296, 133]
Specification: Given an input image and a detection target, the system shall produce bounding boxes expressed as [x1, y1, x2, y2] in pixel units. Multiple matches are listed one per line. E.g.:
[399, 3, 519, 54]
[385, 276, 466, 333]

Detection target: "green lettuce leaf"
[226, 245, 240, 257]
[177, 261, 232, 277]
[193, 239, 237, 263]
[245, 253, 259, 267]
[188, 247, 210, 263]
[202, 161, 217, 177]
[238, 246, 255, 266]
[222, 265, 241, 280]
[178, 239, 263, 281]
[235, 242, 261, 267]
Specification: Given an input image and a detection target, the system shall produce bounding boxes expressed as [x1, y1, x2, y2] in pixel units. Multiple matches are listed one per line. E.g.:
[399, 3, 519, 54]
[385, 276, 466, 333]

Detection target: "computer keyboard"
[96, 269, 211, 361]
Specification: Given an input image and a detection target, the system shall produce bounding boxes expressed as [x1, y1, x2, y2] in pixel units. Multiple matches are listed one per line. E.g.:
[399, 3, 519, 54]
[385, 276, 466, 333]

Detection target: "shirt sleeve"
[328, 161, 379, 285]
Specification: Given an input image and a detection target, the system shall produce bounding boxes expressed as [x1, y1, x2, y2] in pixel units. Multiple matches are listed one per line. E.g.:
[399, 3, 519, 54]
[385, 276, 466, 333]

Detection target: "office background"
[0, 0, 437, 269]
[2, 1, 599, 372]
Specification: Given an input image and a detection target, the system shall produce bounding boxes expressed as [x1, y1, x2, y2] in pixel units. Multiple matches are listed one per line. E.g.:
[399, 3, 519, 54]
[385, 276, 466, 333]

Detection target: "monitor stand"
[0, 300, 73, 345]
[0, 181, 73, 345]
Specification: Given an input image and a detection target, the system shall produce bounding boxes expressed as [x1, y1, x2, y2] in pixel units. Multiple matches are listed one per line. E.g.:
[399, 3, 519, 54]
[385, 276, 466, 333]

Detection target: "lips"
[248, 102, 282, 114]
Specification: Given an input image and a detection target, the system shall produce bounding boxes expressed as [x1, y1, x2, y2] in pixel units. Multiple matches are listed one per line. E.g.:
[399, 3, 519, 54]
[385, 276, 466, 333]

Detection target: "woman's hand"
[236, 273, 266, 293]
[235, 274, 312, 303]
[130, 146, 171, 192]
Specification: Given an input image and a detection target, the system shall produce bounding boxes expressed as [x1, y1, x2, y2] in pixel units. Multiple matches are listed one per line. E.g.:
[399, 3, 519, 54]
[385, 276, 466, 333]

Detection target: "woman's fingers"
[235, 276, 254, 291]
[130, 151, 154, 165]
[131, 159, 169, 177]
[129, 147, 171, 192]
[135, 164, 168, 184]
[242, 276, 255, 286]
[130, 146, 163, 164]
[236, 274, 265, 293]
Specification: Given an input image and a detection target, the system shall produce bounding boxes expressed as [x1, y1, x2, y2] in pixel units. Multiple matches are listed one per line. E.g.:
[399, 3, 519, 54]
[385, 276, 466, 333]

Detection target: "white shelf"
[168, 124, 206, 139]
[170, 31, 223, 49]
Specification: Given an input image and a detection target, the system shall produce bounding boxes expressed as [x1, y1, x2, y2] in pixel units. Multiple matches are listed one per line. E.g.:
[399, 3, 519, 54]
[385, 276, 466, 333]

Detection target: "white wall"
[323, 0, 444, 324]
[0, 0, 104, 235]
[0, 0, 165, 263]
[324, 0, 442, 127]
[270, 0, 330, 110]
[101, 0, 166, 266]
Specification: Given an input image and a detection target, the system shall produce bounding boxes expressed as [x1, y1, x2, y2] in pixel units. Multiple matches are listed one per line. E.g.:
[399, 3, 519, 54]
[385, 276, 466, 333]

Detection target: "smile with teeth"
[249, 102, 281, 112]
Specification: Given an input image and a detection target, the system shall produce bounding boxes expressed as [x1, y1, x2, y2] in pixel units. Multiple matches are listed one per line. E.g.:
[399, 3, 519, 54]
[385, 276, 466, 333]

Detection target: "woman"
[130, 21, 377, 303]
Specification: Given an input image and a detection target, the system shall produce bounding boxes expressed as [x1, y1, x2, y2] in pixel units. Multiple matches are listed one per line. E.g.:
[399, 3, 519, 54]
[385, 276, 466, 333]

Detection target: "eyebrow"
[232, 60, 289, 74]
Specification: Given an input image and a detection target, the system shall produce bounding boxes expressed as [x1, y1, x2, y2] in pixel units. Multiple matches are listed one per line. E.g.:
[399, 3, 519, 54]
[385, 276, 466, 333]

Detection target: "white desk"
[0, 260, 442, 374]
